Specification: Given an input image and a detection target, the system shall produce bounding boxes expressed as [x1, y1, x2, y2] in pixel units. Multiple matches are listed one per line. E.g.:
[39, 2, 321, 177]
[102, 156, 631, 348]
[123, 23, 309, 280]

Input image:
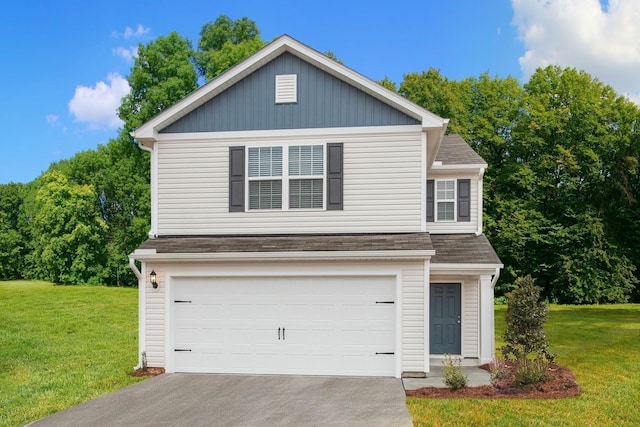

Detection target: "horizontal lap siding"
[463, 279, 479, 358]
[145, 266, 165, 367]
[156, 131, 423, 235]
[401, 263, 425, 372]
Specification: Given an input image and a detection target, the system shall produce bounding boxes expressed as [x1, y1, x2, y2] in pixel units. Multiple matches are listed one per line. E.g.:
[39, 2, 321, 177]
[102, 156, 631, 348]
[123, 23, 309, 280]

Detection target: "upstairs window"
[289, 145, 323, 209]
[248, 147, 282, 210]
[436, 180, 456, 221]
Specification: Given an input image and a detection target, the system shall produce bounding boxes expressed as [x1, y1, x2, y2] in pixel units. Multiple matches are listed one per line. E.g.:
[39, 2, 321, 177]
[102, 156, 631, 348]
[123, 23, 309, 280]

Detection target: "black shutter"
[326, 143, 343, 210]
[229, 146, 245, 212]
[457, 179, 471, 222]
[426, 180, 434, 222]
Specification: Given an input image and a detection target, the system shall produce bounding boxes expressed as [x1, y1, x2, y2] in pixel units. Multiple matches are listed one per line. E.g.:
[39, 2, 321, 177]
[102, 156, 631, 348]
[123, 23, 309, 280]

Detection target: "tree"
[0, 183, 26, 279]
[26, 171, 107, 284]
[502, 275, 553, 361]
[118, 31, 198, 134]
[194, 15, 264, 80]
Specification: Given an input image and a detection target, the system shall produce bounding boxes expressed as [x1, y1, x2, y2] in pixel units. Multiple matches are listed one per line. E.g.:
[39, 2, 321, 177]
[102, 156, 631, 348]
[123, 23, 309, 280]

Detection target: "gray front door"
[430, 283, 461, 354]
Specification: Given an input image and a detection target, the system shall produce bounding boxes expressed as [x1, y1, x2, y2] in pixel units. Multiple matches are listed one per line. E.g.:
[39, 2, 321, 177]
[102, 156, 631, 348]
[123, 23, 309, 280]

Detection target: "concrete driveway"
[27, 374, 412, 427]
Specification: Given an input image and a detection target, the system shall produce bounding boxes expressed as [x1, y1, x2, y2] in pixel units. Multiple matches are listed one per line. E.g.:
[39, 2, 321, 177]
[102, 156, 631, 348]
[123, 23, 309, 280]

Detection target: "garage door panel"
[172, 276, 396, 376]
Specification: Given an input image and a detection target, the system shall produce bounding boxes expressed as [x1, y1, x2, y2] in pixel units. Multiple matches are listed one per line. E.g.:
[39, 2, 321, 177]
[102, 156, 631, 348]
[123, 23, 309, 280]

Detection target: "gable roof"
[434, 134, 487, 167]
[133, 35, 448, 144]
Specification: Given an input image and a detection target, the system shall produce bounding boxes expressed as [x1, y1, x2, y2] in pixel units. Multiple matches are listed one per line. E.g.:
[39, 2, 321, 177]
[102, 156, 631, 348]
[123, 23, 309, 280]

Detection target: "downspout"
[129, 256, 142, 280]
[476, 167, 485, 236]
[491, 266, 501, 289]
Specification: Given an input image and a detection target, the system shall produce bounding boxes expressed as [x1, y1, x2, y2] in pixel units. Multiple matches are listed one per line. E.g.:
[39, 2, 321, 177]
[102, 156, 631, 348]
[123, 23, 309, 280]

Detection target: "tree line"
[1, 16, 638, 303]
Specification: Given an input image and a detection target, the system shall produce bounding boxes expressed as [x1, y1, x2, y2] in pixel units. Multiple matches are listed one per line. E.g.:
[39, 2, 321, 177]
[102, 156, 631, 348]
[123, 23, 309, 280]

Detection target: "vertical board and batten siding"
[156, 131, 423, 235]
[142, 260, 426, 373]
[160, 52, 419, 134]
[425, 171, 480, 234]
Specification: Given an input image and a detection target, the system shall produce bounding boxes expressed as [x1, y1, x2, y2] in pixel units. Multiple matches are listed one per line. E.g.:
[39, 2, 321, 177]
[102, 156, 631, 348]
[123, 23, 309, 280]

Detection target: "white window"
[436, 180, 456, 221]
[289, 145, 323, 209]
[248, 147, 282, 210]
[247, 144, 324, 210]
[275, 74, 297, 104]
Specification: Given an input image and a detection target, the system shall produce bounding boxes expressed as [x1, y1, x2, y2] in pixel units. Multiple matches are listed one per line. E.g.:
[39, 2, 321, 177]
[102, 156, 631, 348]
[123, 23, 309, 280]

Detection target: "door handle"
[278, 327, 281, 340]
[282, 327, 285, 340]
[457, 320, 461, 324]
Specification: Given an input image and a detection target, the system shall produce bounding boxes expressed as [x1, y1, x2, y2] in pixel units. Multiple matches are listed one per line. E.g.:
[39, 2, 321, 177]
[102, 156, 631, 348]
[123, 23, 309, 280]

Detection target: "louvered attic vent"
[275, 74, 297, 104]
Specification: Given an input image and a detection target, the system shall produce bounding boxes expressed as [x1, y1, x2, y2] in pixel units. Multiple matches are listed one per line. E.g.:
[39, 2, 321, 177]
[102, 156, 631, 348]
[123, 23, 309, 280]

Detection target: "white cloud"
[113, 46, 138, 61]
[68, 73, 130, 130]
[512, 0, 640, 101]
[46, 114, 59, 125]
[123, 24, 150, 39]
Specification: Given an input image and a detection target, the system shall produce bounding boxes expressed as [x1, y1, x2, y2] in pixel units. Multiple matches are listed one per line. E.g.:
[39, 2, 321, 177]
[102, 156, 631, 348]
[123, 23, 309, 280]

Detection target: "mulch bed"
[129, 367, 165, 377]
[406, 363, 580, 399]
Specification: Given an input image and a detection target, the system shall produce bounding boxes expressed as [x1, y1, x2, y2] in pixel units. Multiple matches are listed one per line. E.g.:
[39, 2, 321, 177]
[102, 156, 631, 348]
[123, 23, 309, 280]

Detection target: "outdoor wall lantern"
[150, 270, 158, 289]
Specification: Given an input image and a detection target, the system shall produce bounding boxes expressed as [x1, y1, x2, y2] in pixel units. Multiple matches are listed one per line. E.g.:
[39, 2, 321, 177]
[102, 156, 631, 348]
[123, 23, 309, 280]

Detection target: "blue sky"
[1, 0, 638, 184]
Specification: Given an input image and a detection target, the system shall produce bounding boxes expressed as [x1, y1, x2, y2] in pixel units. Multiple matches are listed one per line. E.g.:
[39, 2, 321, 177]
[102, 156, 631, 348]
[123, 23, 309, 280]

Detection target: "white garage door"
[171, 276, 396, 376]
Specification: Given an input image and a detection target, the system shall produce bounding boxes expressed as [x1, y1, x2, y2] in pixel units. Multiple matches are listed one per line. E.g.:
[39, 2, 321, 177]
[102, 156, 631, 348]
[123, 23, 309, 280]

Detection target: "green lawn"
[0, 281, 144, 427]
[1, 281, 639, 427]
[408, 304, 640, 426]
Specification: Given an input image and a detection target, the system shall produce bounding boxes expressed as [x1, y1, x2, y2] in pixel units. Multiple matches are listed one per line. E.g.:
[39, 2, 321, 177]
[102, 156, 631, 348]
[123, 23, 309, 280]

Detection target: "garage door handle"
[174, 349, 192, 352]
[174, 300, 192, 303]
[375, 352, 394, 355]
[278, 327, 281, 340]
[375, 301, 394, 304]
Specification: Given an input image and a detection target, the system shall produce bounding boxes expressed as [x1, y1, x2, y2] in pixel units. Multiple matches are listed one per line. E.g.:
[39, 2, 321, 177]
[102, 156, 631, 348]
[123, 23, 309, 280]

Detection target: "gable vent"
[275, 74, 297, 104]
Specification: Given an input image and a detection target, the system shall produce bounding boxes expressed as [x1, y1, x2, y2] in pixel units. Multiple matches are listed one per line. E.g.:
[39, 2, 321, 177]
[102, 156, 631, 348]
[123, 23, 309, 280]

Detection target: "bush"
[488, 357, 508, 383]
[441, 354, 468, 390]
[502, 275, 555, 362]
[513, 357, 550, 388]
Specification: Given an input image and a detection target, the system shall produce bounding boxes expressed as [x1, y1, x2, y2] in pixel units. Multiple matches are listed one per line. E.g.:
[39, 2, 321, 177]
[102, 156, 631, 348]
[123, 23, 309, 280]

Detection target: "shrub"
[488, 357, 508, 383]
[441, 354, 468, 390]
[502, 275, 555, 362]
[513, 357, 550, 388]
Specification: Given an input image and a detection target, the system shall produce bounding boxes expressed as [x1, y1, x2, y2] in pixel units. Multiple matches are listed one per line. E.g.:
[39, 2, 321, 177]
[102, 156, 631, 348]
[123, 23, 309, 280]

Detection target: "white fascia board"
[133, 35, 448, 142]
[131, 249, 435, 262]
[429, 163, 488, 172]
[430, 263, 504, 275]
[152, 124, 422, 143]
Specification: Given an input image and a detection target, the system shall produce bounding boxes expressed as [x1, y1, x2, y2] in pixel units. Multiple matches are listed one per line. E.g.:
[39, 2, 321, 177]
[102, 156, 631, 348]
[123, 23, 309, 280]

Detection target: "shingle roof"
[430, 234, 502, 264]
[435, 134, 487, 166]
[138, 233, 434, 253]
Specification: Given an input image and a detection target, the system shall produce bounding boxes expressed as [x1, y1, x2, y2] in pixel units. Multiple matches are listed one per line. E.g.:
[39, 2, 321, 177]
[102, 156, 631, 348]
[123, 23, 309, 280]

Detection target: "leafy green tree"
[378, 76, 397, 92]
[194, 15, 264, 80]
[0, 183, 26, 279]
[118, 31, 198, 134]
[26, 171, 107, 284]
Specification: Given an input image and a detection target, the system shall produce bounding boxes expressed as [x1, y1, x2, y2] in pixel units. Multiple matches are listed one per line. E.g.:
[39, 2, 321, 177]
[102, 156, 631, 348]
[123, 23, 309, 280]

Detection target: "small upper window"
[436, 180, 455, 221]
[275, 74, 297, 104]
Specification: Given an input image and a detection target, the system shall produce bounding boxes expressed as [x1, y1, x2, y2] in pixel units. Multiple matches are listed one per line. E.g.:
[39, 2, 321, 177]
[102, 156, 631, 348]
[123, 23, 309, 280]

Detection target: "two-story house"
[129, 35, 502, 378]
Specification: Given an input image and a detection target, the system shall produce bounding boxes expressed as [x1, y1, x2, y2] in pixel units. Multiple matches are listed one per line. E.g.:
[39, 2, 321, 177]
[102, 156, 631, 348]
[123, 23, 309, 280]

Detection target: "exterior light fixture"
[150, 270, 158, 289]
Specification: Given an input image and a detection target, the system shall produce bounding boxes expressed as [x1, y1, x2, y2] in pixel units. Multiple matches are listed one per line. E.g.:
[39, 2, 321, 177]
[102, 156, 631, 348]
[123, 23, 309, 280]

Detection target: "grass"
[2, 281, 639, 426]
[408, 304, 640, 426]
[0, 281, 143, 427]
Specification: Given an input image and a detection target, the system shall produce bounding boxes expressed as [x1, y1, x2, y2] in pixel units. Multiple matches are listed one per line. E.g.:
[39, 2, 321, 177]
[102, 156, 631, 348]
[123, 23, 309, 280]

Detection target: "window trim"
[435, 179, 456, 222]
[245, 142, 326, 211]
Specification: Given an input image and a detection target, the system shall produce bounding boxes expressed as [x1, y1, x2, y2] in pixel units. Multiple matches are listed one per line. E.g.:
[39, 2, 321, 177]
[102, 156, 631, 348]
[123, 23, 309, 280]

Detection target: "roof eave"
[131, 249, 436, 262]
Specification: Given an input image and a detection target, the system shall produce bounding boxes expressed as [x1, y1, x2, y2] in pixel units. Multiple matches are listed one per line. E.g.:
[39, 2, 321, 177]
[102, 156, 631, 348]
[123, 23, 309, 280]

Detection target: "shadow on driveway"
[27, 374, 412, 426]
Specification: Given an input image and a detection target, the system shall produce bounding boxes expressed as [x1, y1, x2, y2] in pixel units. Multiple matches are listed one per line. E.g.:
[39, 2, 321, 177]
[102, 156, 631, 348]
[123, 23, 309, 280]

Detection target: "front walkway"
[403, 364, 492, 390]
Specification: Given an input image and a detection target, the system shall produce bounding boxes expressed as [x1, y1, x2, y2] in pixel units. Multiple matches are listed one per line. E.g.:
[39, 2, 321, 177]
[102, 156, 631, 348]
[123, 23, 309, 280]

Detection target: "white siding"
[155, 129, 423, 235]
[142, 259, 426, 375]
[426, 170, 480, 234]
[144, 265, 165, 367]
[462, 278, 479, 358]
